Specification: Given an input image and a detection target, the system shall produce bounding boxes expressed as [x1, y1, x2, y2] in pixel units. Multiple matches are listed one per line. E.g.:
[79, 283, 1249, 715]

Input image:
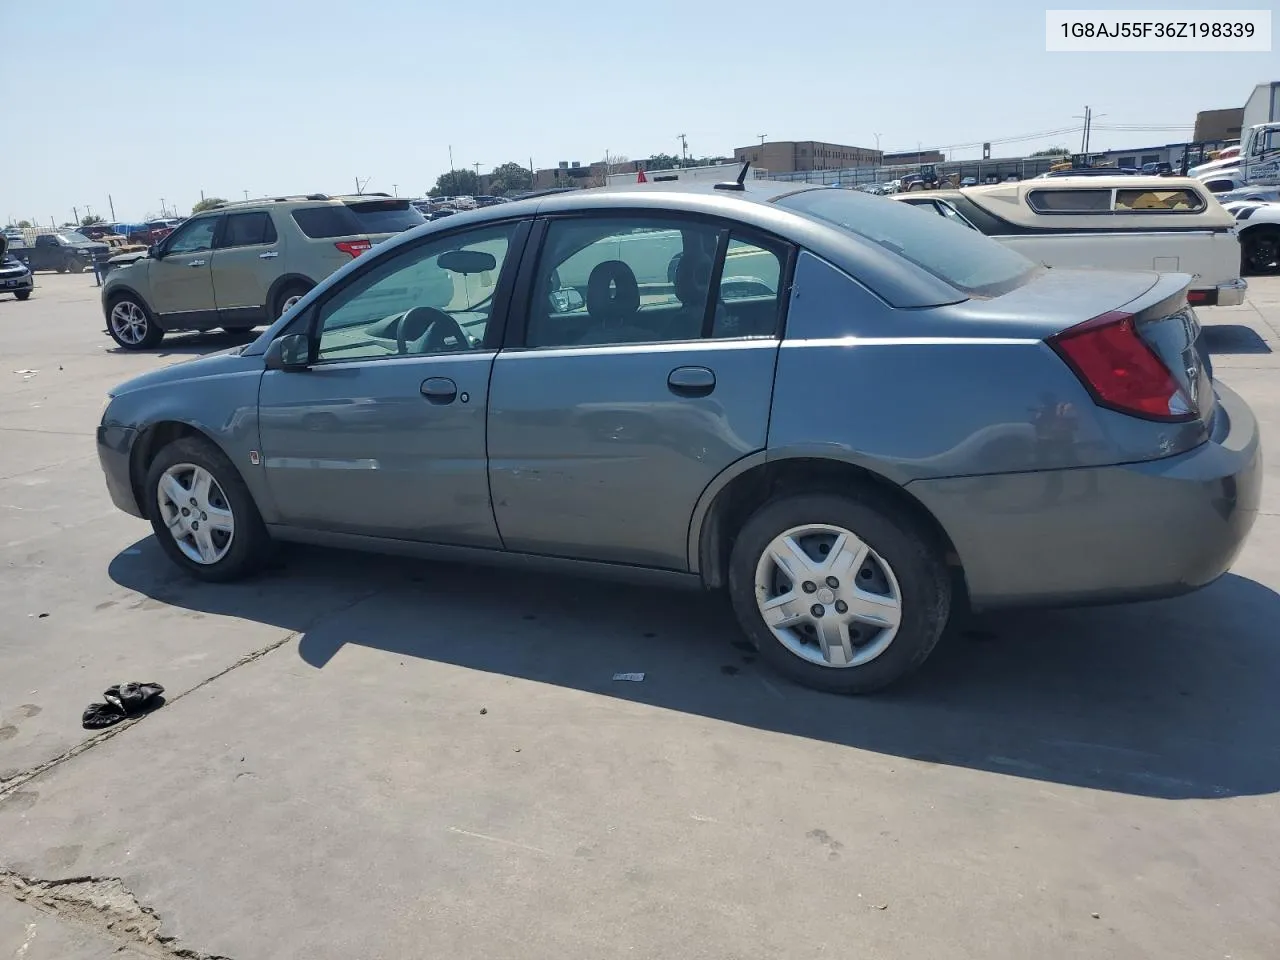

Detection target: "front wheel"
[728, 491, 951, 694]
[144, 436, 271, 582]
[107, 295, 163, 349]
[14, 290, 31, 301]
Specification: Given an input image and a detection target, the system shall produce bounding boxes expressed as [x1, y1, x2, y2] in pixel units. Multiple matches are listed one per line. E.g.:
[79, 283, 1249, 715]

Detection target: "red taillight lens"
[335, 240, 372, 259]
[1048, 310, 1192, 421]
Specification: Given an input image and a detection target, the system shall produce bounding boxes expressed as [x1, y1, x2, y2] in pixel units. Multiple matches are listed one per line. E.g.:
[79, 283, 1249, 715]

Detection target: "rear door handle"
[258, 251, 279, 259]
[187, 259, 207, 267]
[421, 377, 457, 404]
[668, 365, 715, 397]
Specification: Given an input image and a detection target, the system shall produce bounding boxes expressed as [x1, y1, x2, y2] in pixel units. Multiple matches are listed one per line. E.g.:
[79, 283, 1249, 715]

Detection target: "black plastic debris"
[81, 682, 165, 729]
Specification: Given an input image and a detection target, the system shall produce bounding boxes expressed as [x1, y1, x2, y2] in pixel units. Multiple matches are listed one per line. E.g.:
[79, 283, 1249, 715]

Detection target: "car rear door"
[486, 213, 792, 571]
[210, 211, 280, 326]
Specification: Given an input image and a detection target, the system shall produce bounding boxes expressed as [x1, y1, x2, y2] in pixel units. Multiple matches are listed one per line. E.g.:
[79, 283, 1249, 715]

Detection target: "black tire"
[66, 258, 86, 274]
[274, 282, 312, 320]
[1241, 226, 1280, 275]
[55, 264, 67, 274]
[727, 490, 951, 694]
[106, 293, 164, 350]
[144, 436, 271, 583]
[14, 291, 31, 301]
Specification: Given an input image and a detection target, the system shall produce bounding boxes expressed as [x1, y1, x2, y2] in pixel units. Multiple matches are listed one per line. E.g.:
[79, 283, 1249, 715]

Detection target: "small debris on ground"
[479, 707, 487, 715]
[613, 672, 645, 682]
[1091, 912, 1100, 919]
[82, 682, 165, 729]
[12, 369, 38, 375]
[873, 904, 888, 911]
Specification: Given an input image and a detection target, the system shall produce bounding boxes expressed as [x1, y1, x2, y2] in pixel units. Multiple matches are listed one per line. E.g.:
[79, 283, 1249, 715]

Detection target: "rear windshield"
[292, 201, 425, 238]
[776, 188, 1036, 297]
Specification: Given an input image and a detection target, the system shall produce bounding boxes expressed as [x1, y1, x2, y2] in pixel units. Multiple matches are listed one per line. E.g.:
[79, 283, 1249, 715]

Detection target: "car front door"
[256, 219, 528, 545]
[210, 211, 280, 327]
[149, 216, 220, 322]
[487, 214, 792, 570]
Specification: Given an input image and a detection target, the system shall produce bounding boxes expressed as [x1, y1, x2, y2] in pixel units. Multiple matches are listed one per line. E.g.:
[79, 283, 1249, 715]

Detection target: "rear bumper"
[908, 382, 1262, 610]
[1190, 278, 1248, 307]
[97, 424, 144, 518]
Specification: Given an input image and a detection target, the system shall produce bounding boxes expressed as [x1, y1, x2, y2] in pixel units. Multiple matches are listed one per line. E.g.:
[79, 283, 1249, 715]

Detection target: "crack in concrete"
[1, 871, 233, 959]
[0, 632, 295, 798]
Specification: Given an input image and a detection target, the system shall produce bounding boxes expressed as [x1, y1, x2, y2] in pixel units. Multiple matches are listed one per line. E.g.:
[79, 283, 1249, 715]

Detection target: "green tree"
[486, 161, 533, 197]
[1030, 146, 1070, 157]
[81, 214, 106, 226]
[430, 169, 480, 197]
[192, 197, 228, 214]
[16, 219, 32, 228]
[645, 153, 682, 171]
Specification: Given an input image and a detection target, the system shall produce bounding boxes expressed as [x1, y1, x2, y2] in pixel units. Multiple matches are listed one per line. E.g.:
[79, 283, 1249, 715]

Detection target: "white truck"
[1222, 195, 1280, 274]
[1193, 123, 1280, 195]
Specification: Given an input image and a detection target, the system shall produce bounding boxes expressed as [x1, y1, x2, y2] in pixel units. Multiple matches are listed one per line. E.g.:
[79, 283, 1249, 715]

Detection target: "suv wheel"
[144, 436, 271, 582]
[275, 282, 311, 319]
[107, 295, 163, 350]
[727, 491, 951, 694]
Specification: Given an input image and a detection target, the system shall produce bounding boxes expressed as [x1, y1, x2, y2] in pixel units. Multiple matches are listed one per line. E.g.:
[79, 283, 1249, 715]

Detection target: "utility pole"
[472, 162, 482, 186]
[109, 195, 116, 221]
[243, 190, 249, 201]
[677, 133, 688, 166]
[758, 133, 767, 145]
[160, 199, 166, 217]
[392, 184, 398, 196]
[73, 207, 79, 226]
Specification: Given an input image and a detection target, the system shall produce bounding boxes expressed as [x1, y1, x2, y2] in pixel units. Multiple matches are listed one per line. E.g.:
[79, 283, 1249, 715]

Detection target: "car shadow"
[103, 329, 259, 359]
[108, 536, 1280, 801]
[1202, 323, 1272, 354]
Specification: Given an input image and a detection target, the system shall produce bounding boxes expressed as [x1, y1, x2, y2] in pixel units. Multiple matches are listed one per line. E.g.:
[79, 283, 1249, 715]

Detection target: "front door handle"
[667, 365, 715, 397]
[187, 259, 207, 267]
[259, 251, 279, 259]
[421, 377, 458, 404]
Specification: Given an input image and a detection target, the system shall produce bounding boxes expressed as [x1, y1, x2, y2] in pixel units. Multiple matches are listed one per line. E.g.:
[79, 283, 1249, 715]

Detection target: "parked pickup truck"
[892, 176, 1246, 307]
[10, 231, 110, 273]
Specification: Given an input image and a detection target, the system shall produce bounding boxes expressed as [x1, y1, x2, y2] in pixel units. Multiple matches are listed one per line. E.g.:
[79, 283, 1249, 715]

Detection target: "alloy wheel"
[753, 523, 902, 668]
[156, 463, 236, 565]
[109, 301, 149, 346]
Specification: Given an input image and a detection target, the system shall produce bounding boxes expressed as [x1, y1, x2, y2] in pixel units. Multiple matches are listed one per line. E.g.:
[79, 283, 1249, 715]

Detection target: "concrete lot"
[1, 272, 1278, 960]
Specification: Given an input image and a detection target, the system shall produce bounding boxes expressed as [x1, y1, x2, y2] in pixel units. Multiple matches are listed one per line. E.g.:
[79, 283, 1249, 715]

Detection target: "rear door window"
[218, 211, 277, 248]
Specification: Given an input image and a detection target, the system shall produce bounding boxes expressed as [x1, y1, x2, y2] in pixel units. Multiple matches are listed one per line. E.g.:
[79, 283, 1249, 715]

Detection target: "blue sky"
[3, 1, 1273, 224]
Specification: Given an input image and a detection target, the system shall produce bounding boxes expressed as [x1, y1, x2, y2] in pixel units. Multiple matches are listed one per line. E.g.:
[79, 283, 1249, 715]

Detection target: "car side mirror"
[149, 244, 162, 259]
[265, 334, 311, 371]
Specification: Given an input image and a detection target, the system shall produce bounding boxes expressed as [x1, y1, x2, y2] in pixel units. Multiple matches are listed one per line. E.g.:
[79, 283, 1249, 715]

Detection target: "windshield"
[776, 188, 1036, 297]
[59, 231, 93, 244]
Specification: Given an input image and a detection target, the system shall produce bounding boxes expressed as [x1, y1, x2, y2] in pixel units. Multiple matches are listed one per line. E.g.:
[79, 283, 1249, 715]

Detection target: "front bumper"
[0, 272, 33, 291]
[908, 381, 1262, 610]
[97, 423, 144, 518]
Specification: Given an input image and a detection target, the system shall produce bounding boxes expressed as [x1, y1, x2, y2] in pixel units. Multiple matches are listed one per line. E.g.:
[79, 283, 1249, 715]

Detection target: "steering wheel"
[396, 307, 470, 355]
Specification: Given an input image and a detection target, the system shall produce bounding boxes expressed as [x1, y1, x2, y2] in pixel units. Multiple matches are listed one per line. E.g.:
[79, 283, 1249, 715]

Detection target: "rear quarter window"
[291, 206, 362, 239]
[777, 188, 1035, 298]
[345, 200, 427, 234]
[1027, 189, 1112, 212]
[1114, 188, 1206, 212]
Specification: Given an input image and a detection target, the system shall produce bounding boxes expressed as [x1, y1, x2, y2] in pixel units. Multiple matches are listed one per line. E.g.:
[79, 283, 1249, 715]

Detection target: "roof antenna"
[714, 160, 751, 191]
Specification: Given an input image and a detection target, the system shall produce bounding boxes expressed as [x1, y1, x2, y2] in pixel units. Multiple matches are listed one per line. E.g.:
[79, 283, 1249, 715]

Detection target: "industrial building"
[732, 140, 880, 174]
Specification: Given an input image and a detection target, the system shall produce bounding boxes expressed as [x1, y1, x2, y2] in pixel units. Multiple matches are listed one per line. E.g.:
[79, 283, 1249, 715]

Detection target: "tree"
[1030, 146, 1070, 157]
[81, 214, 105, 226]
[644, 153, 682, 171]
[16, 219, 31, 228]
[487, 161, 533, 197]
[430, 169, 479, 197]
[192, 197, 228, 214]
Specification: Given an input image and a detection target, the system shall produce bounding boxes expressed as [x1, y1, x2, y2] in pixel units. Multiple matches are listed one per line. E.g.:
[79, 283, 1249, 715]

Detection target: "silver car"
[97, 181, 1262, 694]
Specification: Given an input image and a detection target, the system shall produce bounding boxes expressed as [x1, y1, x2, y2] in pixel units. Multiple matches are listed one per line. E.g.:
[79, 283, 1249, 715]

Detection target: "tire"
[727, 490, 951, 694]
[1241, 226, 1280, 275]
[55, 264, 67, 274]
[274, 282, 311, 320]
[144, 436, 271, 583]
[106, 294, 164, 350]
[14, 291, 31, 301]
[66, 259, 86, 274]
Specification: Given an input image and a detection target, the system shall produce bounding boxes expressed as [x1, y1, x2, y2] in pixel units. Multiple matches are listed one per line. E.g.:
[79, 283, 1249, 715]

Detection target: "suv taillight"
[335, 240, 372, 259]
[1048, 310, 1194, 422]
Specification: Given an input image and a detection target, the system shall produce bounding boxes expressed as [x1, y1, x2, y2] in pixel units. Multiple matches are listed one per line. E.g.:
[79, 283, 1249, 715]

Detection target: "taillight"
[1048, 310, 1194, 422]
[335, 240, 372, 259]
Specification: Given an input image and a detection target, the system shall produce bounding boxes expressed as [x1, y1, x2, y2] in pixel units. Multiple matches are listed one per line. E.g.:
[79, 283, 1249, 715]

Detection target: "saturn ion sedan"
[97, 179, 1261, 693]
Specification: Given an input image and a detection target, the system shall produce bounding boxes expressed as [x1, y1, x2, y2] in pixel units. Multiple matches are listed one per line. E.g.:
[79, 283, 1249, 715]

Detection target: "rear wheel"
[728, 491, 951, 694]
[1242, 226, 1280, 275]
[144, 436, 271, 583]
[107, 295, 163, 350]
[14, 291, 31, 301]
[274, 282, 311, 319]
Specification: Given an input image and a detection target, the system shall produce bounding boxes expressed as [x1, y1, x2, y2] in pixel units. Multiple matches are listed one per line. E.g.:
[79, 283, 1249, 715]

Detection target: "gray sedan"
[97, 180, 1262, 694]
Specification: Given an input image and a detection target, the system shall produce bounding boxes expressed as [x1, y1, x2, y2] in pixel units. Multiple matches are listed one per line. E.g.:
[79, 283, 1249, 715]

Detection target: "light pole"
[392, 183, 398, 197]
